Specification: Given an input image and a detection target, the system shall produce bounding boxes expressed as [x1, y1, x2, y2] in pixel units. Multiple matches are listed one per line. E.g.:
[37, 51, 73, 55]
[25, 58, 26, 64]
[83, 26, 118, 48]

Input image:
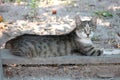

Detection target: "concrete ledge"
[3, 77, 120, 80]
[0, 53, 3, 80]
[1, 49, 120, 65]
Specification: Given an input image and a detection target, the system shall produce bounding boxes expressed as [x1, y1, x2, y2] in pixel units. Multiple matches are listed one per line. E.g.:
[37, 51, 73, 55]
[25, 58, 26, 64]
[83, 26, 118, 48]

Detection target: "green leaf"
[95, 11, 113, 17]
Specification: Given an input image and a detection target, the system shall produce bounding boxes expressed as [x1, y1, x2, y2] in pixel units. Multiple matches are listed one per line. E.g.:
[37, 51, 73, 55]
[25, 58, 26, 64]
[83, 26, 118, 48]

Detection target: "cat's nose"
[87, 34, 90, 38]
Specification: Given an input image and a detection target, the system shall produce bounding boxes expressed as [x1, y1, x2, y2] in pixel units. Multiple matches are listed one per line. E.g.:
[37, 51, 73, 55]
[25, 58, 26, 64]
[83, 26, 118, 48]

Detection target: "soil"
[3, 64, 120, 80]
[0, 0, 120, 80]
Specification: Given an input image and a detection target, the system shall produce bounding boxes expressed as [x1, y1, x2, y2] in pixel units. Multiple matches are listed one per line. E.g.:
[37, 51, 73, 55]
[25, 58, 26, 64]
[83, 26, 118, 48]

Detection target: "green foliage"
[4, 0, 17, 2]
[29, 0, 38, 9]
[5, 0, 39, 21]
[16, 0, 22, 4]
[95, 11, 113, 18]
[28, 0, 39, 17]
[4, 0, 13, 2]
[63, 0, 77, 6]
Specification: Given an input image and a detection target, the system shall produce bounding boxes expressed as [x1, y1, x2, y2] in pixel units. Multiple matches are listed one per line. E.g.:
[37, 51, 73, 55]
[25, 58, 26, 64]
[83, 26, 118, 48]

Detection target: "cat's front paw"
[95, 48, 103, 56]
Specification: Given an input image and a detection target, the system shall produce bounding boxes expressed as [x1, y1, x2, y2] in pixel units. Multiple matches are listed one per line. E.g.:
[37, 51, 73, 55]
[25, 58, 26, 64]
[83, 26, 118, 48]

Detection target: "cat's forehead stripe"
[86, 23, 90, 27]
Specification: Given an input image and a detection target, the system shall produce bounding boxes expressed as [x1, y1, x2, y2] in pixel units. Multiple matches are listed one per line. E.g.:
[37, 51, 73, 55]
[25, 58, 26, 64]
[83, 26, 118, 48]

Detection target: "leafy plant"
[95, 11, 113, 17]
[28, 0, 39, 17]
[4, 0, 14, 2]
[16, 0, 22, 4]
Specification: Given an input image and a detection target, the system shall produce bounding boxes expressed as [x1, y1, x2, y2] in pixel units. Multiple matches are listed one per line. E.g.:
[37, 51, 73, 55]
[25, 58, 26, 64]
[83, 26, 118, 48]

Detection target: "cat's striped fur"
[5, 16, 103, 57]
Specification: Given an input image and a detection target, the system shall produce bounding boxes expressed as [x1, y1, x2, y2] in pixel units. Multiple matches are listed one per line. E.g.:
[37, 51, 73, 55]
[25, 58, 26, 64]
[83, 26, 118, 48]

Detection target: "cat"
[5, 16, 103, 57]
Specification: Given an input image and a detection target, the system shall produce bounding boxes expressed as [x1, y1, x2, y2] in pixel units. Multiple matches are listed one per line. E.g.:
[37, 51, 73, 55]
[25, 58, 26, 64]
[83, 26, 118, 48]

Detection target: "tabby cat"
[5, 16, 103, 57]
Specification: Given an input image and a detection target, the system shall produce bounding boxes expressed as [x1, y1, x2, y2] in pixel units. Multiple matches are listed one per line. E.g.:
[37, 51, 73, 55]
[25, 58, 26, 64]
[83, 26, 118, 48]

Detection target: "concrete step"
[1, 49, 120, 65]
[3, 77, 120, 80]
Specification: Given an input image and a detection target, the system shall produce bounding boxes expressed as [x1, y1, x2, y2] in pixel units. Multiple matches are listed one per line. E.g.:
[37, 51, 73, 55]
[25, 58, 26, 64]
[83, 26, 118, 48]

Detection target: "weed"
[16, 0, 22, 4]
[95, 11, 113, 18]
[27, 0, 39, 21]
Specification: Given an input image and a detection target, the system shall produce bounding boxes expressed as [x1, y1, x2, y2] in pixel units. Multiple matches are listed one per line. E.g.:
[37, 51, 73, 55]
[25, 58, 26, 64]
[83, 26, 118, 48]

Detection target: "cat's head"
[75, 15, 97, 39]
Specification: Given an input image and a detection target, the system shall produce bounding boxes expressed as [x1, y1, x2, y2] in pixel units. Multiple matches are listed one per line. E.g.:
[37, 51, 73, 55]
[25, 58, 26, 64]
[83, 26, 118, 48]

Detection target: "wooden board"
[0, 49, 120, 65]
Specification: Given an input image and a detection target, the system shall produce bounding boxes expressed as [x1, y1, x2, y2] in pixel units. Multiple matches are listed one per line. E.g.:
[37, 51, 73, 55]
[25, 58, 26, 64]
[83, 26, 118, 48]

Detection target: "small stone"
[52, 9, 57, 14]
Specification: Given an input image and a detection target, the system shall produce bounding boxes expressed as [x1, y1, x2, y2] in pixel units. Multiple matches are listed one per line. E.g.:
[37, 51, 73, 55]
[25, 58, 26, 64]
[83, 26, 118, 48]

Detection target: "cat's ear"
[75, 15, 82, 28]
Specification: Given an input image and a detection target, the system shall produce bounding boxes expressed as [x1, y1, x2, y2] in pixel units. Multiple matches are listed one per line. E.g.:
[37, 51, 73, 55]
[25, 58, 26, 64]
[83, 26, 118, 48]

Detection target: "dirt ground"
[3, 64, 120, 80]
[0, 0, 120, 80]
